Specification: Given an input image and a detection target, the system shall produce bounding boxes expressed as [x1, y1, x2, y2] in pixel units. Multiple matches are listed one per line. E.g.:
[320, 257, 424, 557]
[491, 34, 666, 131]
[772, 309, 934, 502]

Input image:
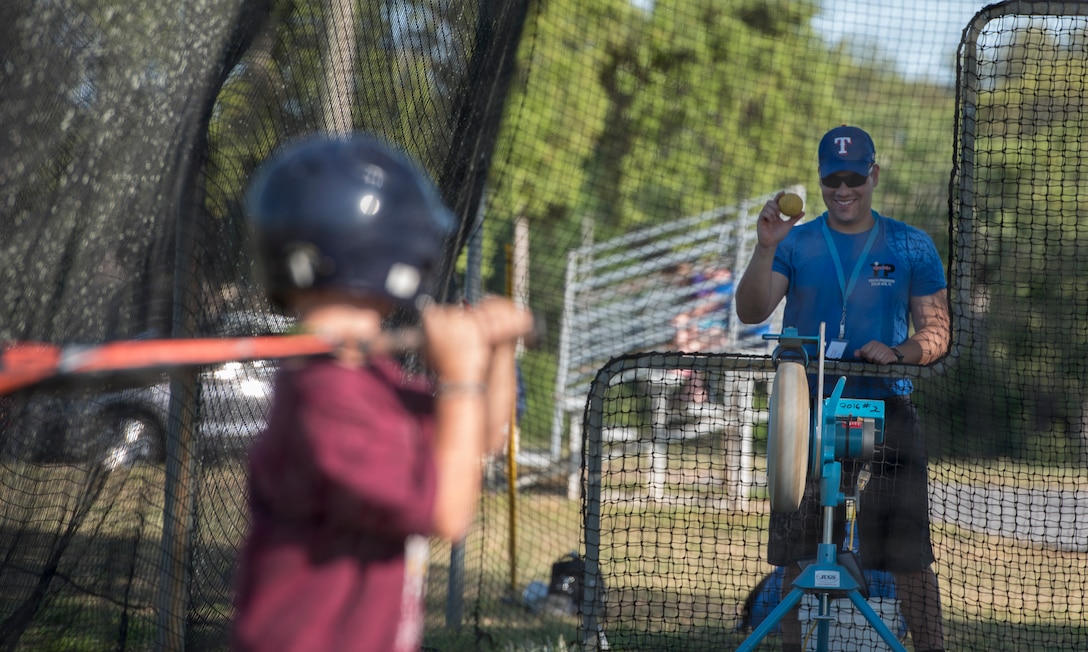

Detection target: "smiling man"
[734, 125, 950, 652]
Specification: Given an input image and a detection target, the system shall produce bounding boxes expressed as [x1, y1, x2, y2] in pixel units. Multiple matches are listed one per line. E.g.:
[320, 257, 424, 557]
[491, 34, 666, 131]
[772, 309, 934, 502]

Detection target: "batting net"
[1, 0, 1086, 651]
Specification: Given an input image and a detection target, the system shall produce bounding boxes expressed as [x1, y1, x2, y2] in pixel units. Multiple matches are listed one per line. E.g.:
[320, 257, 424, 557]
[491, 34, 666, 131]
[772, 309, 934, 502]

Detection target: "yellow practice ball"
[778, 192, 803, 218]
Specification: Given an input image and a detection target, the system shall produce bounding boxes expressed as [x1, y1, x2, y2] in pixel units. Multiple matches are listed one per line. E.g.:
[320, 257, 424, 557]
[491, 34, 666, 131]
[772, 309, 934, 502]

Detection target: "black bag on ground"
[546, 551, 606, 616]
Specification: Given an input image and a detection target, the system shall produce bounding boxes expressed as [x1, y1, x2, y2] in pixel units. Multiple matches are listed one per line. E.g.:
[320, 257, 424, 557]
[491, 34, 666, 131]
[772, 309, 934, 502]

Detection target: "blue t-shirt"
[771, 210, 946, 398]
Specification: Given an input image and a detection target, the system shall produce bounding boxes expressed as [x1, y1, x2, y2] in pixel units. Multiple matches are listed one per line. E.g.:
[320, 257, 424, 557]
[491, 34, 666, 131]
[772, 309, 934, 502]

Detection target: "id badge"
[825, 339, 848, 360]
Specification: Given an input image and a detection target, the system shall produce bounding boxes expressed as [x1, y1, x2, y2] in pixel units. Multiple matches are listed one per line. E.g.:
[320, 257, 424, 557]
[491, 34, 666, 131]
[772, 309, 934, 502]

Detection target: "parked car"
[1, 311, 292, 469]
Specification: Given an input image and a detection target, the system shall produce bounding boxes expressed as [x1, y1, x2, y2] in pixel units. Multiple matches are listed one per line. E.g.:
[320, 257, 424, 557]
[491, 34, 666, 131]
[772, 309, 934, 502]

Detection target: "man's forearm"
[734, 245, 779, 324]
[904, 326, 950, 365]
[905, 291, 951, 365]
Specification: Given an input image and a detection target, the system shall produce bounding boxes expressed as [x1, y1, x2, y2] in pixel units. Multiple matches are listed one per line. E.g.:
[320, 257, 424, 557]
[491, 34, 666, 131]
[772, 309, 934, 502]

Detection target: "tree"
[943, 23, 1088, 461]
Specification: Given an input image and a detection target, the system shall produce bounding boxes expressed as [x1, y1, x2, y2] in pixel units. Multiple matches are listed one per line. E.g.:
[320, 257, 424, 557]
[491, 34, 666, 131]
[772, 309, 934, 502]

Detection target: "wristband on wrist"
[434, 380, 487, 398]
[891, 347, 905, 363]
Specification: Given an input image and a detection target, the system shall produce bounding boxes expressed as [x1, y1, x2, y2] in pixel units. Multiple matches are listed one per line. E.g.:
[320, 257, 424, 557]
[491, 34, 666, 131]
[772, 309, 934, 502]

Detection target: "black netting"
[2, 0, 1087, 650]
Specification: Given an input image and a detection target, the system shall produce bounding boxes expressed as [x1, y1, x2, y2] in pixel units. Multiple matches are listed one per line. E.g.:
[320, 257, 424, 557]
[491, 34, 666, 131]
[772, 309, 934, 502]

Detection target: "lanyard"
[820, 214, 880, 339]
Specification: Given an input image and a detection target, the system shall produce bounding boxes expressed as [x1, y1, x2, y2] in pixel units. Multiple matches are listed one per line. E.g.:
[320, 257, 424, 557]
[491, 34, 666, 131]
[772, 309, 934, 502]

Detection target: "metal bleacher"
[550, 189, 798, 496]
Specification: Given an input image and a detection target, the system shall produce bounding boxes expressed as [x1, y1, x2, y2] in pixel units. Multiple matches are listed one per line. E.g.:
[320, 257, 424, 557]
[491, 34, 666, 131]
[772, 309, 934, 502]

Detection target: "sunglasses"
[821, 167, 873, 188]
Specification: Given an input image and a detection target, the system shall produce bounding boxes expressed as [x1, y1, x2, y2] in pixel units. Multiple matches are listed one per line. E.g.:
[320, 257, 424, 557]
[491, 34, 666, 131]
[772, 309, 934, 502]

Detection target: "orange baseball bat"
[0, 330, 423, 396]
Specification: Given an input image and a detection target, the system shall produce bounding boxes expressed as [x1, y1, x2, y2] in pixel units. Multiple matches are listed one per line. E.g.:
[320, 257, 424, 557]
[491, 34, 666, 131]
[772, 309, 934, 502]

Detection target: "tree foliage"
[941, 23, 1088, 462]
[481, 0, 958, 349]
[11, 1, 1072, 461]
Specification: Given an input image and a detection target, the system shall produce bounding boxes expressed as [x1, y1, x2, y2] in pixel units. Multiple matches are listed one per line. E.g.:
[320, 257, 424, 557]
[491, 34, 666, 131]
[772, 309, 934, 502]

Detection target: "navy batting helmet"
[245, 133, 455, 308]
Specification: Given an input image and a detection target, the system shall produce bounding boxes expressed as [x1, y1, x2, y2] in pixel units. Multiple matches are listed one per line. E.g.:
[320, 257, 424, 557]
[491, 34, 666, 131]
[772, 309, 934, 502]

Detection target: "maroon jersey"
[232, 356, 437, 652]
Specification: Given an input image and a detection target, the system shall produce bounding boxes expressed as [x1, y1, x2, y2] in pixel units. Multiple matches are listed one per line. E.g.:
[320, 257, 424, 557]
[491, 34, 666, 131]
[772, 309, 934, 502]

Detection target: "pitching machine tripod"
[737, 325, 907, 652]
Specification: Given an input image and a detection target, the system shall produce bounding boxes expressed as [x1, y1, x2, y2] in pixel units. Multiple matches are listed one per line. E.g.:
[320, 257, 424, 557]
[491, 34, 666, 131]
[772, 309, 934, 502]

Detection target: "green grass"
[3, 455, 1088, 651]
[931, 458, 1088, 490]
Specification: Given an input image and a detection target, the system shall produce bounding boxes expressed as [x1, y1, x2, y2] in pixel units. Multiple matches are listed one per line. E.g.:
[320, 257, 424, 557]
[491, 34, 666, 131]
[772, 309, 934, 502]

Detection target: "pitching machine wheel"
[767, 360, 810, 512]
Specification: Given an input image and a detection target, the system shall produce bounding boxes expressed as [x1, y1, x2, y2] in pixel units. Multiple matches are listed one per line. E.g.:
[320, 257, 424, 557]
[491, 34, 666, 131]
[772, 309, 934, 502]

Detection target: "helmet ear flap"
[245, 134, 456, 308]
[285, 244, 322, 289]
[383, 262, 423, 301]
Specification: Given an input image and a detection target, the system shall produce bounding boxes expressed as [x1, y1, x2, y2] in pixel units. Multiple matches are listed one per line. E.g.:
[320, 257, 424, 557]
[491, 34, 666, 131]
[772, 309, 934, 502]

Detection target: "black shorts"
[766, 396, 936, 572]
